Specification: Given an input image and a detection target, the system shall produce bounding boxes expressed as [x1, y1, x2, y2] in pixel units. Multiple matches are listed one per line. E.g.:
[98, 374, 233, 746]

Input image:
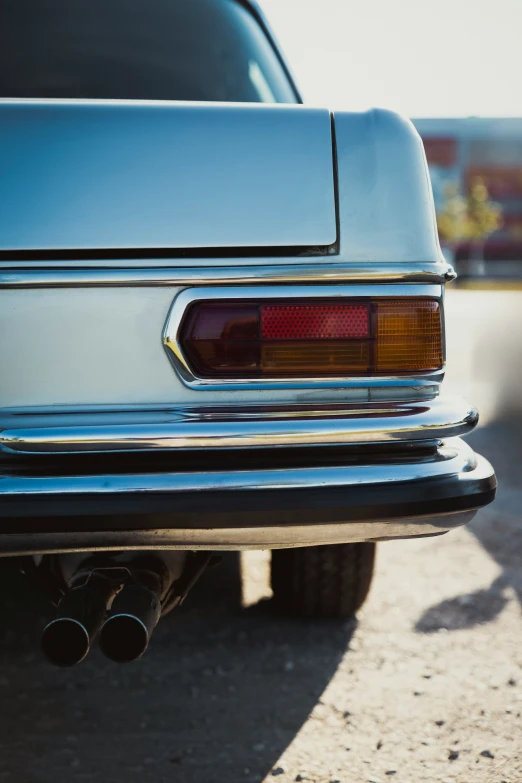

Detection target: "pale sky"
[260, 0, 522, 118]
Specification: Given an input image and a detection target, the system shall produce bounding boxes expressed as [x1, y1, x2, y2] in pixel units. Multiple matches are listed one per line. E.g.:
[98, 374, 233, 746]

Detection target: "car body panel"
[334, 109, 441, 263]
[0, 282, 445, 408]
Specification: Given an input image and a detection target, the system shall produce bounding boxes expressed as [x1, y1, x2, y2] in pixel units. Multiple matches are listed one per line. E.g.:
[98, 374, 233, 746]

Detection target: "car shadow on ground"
[0, 553, 354, 783]
[415, 418, 522, 634]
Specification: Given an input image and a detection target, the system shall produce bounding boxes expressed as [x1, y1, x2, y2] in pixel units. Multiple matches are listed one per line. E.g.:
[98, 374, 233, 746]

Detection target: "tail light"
[179, 298, 443, 379]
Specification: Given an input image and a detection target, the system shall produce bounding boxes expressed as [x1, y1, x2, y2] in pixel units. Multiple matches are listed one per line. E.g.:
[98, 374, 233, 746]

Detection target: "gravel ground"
[0, 290, 520, 783]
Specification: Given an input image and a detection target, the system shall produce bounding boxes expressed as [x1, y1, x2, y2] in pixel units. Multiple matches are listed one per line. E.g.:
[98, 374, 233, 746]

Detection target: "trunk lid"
[0, 100, 336, 253]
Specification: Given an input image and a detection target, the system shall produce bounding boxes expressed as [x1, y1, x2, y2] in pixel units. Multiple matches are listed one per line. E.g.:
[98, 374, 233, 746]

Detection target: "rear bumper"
[0, 396, 477, 454]
[0, 434, 496, 555]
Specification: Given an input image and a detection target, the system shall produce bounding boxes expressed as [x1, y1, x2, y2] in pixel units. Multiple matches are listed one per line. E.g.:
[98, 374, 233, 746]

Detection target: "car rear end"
[0, 96, 495, 552]
[0, 0, 495, 662]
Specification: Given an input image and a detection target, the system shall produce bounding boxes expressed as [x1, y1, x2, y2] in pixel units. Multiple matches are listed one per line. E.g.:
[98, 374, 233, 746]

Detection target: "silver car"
[0, 0, 496, 666]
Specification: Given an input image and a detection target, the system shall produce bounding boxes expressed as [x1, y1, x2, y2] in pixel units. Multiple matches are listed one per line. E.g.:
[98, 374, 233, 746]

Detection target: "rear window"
[0, 0, 298, 103]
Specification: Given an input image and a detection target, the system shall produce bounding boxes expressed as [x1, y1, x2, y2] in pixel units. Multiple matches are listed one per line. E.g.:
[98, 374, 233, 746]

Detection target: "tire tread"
[271, 542, 376, 619]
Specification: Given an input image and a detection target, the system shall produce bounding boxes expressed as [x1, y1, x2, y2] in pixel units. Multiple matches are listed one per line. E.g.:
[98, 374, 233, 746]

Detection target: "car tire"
[270, 542, 376, 619]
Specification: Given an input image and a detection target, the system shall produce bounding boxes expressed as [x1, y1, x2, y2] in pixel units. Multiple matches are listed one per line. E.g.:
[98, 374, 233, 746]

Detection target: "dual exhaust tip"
[41, 569, 163, 667]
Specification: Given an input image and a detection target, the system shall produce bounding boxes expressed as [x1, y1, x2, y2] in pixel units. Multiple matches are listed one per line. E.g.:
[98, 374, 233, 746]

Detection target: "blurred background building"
[414, 118, 522, 277]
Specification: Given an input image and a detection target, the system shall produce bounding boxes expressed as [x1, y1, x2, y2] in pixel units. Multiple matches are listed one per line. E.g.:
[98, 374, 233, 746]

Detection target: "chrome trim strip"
[240, 0, 304, 104]
[0, 397, 476, 455]
[0, 512, 478, 556]
[163, 283, 443, 391]
[0, 438, 485, 496]
[0, 261, 455, 288]
[0, 438, 492, 500]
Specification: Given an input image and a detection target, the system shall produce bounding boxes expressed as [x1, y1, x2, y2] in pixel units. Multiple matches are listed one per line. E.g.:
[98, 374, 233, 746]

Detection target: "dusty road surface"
[0, 289, 520, 783]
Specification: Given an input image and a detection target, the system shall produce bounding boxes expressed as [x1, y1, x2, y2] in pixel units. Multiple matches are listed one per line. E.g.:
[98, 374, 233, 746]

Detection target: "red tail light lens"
[260, 303, 370, 340]
[180, 299, 442, 378]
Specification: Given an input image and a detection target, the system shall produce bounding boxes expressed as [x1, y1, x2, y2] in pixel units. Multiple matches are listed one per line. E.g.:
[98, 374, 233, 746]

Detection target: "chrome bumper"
[0, 434, 496, 555]
[0, 396, 477, 454]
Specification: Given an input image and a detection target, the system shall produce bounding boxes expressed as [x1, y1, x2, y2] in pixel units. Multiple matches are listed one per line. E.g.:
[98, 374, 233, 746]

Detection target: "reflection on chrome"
[0, 397, 477, 454]
[0, 261, 456, 289]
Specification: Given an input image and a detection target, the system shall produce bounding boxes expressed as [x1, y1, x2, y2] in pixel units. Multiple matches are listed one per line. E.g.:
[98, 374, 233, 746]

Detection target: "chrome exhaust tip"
[41, 617, 91, 667]
[99, 584, 162, 663]
[41, 575, 115, 667]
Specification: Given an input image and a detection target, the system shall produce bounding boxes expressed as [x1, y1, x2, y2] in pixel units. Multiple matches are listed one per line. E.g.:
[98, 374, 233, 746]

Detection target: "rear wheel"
[270, 542, 376, 619]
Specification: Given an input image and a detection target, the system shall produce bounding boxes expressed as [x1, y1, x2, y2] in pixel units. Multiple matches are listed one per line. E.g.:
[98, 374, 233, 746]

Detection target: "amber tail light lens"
[180, 299, 443, 378]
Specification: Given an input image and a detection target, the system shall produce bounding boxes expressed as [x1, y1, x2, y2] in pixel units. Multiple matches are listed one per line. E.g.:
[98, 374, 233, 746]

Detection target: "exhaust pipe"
[41, 574, 115, 667]
[38, 551, 207, 665]
[99, 584, 162, 663]
[99, 557, 168, 663]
